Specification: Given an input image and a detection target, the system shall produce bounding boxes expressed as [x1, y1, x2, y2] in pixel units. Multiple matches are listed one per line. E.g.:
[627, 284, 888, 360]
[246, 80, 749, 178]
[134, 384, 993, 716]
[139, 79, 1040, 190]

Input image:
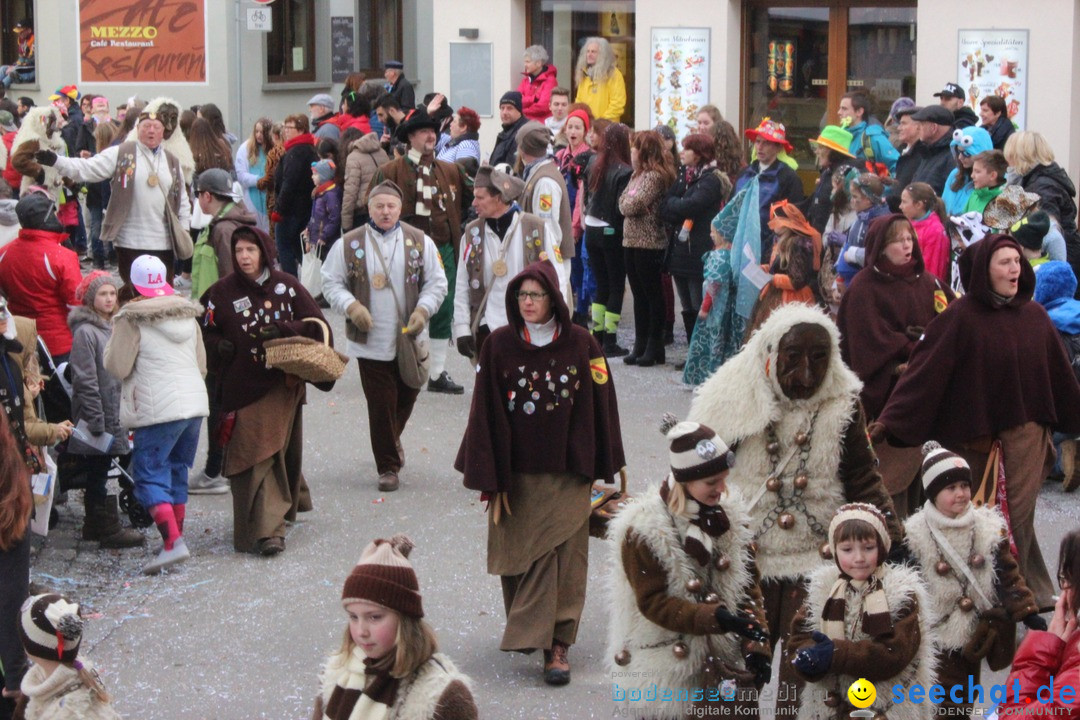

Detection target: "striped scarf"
[324, 647, 398, 720]
[659, 475, 730, 566]
[821, 567, 892, 640]
[406, 149, 434, 217]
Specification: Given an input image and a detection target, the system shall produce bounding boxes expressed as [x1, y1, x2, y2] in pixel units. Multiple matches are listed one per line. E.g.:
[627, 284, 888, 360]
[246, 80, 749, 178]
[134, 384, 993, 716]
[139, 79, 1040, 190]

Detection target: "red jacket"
[517, 64, 559, 122]
[330, 113, 372, 135]
[0, 228, 81, 356]
[2, 131, 18, 193]
[1001, 629, 1080, 717]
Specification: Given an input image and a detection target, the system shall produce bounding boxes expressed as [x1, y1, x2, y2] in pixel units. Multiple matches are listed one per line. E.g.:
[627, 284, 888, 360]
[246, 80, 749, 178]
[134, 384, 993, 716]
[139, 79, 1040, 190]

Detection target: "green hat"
[809, 126, 855, 158]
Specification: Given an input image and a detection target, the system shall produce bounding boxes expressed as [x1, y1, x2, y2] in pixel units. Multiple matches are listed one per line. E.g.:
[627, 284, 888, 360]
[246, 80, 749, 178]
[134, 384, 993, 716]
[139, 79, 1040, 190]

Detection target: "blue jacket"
[847, 122, 899, 175]
[942, 127, 994, 215]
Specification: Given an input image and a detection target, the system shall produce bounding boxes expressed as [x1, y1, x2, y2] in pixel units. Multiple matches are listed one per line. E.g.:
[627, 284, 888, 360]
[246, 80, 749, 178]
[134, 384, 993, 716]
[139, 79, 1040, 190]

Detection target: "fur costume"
[606, 485, 760, 719]
[793, 563, 937, 720]
[904, 503, 1036, 650]
[19, 661, 120, 720]
[689, 304, 894, 581]
[315, 649, 476, 720]
[126, 97, 195, 184]
[10, 106, 67, 197]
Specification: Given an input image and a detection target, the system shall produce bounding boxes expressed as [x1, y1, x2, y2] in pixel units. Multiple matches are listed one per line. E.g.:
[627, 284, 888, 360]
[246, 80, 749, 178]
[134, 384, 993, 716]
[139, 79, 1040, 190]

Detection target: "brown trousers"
[875, 439, 925, 521]
[116, 247, 175, 303]
[761, 577, 809, 716]
[934, 648, 979, 716]
[356, 358, 419, 475]
[956, 422, 1055, 609]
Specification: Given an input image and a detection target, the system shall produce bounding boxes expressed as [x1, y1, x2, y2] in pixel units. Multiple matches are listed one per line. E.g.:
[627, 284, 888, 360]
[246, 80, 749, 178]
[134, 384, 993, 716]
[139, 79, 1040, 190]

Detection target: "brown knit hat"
[516, 121, 552, 158]
[19, 593, 84, 663]
[368, 180, 404, 203]
[921, 441, 971, 502]
[341, 535, 424, 618]
[660, 413, 735, 482]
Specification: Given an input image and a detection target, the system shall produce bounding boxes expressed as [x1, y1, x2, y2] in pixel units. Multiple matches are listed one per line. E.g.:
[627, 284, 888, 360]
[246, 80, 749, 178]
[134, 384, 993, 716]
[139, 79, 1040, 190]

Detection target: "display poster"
[649, 27, 710, 140]
[79, 0, 208, 83]
[767, 38, 796, 96]
[957, 29, 1028, 130]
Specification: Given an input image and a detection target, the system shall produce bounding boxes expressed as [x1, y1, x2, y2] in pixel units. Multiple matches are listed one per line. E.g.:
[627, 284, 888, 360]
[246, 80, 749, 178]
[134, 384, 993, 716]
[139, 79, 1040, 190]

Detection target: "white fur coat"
[11, 106, 68, 197]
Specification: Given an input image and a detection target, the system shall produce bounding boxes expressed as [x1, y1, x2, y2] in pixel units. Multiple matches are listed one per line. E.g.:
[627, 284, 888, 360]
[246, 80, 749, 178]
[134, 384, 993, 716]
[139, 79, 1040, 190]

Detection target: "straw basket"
[263, 317, 348, 383]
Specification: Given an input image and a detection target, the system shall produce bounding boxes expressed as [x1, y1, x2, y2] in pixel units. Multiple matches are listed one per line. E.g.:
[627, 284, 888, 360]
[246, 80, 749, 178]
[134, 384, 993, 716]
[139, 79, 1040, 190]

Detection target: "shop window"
[527, 0, 635, 126]
[847, 8, 917, 124]
[355, 0, 402, 74]
[1, 0, 35, 86]
[267, 0, 315, 83]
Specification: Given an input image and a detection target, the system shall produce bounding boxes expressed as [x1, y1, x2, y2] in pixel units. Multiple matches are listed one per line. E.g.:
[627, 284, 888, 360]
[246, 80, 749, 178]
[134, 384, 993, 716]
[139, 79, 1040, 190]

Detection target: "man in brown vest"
[516, 122, 574, 306]
[370, 109, 471, 394]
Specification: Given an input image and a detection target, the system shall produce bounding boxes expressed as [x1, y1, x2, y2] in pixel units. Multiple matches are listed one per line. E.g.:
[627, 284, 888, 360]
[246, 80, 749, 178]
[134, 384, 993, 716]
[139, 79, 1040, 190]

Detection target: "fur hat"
[659, 413, 734, 483]
[827, 502, 891, 561]
[19, 593, 84, 663]
[76, 271, 118, 307]
[1011, 210, 1051, 251]
[341, 535, 424, 618]
[920, 441, 971, 501]
[516, 121, 551, 158]
[474, 164, 525, 203]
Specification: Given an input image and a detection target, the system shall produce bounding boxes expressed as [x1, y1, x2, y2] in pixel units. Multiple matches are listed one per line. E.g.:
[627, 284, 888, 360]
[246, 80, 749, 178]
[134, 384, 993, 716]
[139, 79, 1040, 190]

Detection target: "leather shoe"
[428, 371, 464, 394]
[257, 536, 285, 556]
[378, 472, 400, 492]
[543, 641, 571, 685]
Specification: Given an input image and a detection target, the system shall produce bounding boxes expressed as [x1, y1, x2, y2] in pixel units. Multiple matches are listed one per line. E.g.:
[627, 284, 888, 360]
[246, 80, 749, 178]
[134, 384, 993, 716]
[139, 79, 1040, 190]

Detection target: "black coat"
[582, 159, 631, 227]
[804, 159, 860, 233]
[986, 115, 1015, 151]
[1022, 163, 1080, 279]
[953, 106, 978, 130]
[887, 144, 925, 198]
[273, 135, 319, 222]
[489, 116, 528, 168]
[389, 76, 416, 112]
[911, 131, 954, 196]
[660, 166, 727, 279]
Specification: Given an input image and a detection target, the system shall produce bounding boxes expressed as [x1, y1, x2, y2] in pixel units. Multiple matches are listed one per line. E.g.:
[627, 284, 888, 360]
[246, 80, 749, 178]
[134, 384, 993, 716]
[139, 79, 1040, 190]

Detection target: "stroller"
[36, 338, 153, 529]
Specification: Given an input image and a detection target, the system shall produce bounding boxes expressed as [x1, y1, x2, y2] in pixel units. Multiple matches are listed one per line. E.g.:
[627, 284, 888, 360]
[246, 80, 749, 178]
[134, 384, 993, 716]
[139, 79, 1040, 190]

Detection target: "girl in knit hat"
[67, 272, 144, 550]
[306, 159, 341, 260]
[789, 502, 936, 720]
[903, 442, 1043, 716]
[16, 592, 120, 719]
[313, 534, 477, 720]
[606, 415, 771, 719]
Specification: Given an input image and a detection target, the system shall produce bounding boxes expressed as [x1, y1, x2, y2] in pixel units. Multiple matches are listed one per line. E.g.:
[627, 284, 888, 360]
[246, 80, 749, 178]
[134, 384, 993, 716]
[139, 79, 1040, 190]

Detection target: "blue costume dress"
[683, 247, 740, 385]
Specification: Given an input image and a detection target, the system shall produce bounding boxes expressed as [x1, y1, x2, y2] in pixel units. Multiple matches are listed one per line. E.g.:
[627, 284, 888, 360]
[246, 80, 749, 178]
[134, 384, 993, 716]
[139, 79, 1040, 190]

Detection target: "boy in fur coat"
[904, 442, 1044, 716]
[789, 503, 935, 720]
[607, 416, 771, 719]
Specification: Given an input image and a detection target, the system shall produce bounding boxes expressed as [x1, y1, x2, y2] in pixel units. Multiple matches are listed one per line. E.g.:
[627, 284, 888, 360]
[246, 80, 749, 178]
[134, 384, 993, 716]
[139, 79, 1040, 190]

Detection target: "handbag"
[367, 232, 430, 389]
[589, 467, 632, 539]
[300, 242, 324, 297]
[29, 451, 57, 537]
[157, 175, 194, 260]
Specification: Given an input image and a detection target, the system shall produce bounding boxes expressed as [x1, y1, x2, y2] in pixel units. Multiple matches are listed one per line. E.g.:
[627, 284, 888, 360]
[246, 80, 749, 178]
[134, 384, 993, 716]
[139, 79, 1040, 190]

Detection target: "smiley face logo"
[847, 678, 876, 709]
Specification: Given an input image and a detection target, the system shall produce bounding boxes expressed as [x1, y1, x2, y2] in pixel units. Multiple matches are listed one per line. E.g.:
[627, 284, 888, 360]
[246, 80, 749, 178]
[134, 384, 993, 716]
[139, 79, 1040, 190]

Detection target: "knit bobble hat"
[660, 412, 735, 483]
[827, 502, 892, 563]
[499, 91, 523, 113]
[921, 441, 971, 501]
[313, 159, 336, 185]
[19, 593, 84, 663]
[75, 271, 118, 307]
[1011, 210, 1052, 251]
[342, 535, 424, 618]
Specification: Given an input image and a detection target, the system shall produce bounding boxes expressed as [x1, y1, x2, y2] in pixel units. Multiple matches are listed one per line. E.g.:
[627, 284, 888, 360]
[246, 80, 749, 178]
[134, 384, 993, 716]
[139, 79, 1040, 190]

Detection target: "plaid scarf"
[406, 149, 435, 217]
[324, 647, 399, 720]
[659, 475, 730, 566]
[821, 567, 892, 640]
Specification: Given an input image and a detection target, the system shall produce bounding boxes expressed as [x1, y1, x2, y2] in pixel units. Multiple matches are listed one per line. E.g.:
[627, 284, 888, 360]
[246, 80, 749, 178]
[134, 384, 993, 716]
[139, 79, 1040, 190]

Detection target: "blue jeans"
[132, 417, 202, 508]
[0, 65, 33, 88]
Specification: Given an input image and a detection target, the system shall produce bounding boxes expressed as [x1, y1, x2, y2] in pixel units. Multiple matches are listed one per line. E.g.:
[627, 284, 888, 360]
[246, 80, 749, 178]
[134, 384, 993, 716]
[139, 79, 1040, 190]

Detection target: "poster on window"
[78, 0, 208, 83]
[767, 39, 796, 96]
[649, 28, 710, 141]
[957, 29, 1028, 130]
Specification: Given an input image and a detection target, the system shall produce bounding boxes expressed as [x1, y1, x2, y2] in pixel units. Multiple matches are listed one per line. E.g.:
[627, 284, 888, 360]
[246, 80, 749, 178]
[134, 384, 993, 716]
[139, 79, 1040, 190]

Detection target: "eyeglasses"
[516, 291, 548, 302]
[283, 124, 298, 130]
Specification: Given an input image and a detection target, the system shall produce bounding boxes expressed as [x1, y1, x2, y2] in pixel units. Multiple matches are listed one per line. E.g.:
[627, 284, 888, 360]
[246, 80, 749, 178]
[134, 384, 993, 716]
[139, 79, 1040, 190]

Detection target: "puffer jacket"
[1001, 628, 1080, 718]
[104, 295, 207, 429]
[67, 305, 124, 451]
[0, 228, 82, 356]
[518, 64, 559, 122]
[340, 133, 388, 231]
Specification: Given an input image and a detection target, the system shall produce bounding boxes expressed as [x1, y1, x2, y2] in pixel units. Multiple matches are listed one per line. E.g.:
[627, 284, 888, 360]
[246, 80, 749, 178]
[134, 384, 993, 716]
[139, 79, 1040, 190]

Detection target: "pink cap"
[129, 255, 173, 297]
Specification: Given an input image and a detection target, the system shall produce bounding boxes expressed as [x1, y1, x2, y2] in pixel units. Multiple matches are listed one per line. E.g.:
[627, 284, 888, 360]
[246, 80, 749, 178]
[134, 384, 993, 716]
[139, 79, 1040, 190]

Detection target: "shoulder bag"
[367, 231, 430, 389]
[155, 163, 193, 260]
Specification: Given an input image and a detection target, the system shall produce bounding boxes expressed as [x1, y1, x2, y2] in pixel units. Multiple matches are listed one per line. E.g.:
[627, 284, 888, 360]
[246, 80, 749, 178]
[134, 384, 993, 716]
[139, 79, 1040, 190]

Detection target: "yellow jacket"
[575, 68, 626, 122]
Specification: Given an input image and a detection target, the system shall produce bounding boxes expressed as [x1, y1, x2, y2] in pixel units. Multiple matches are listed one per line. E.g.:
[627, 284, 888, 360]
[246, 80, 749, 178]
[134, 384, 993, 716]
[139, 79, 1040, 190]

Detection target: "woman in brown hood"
[837, 214, 953, 517]
[456, 260, 625, 686]
[873, 234, 1080, 609]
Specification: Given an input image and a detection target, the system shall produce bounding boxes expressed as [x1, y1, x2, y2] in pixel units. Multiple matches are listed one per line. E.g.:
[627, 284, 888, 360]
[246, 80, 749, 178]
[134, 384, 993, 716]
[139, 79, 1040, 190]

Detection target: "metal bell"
[672, 641, 689, 659]
[614, 650, 631, 666]
[970, 553, 986, 569]
[778, 512, 795, 530]
[705, 593, 720, 604]
[935, 561, 951, 576]
[766, 476, 782, 492]
[959, 597, 975, 612]
[715, 554, 731, 571]
[686, 578, 703, 593]
[794, 474, 809, 490]
[795, 431, 809, 446]
[819, 543, 833, 560]
[766, 441, 780, 455]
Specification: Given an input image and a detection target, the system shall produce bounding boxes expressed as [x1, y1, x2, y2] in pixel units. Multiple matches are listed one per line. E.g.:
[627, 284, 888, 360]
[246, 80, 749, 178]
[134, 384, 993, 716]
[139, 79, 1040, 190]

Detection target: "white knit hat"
[660, 413, 735, 483]
[828, 502, 892, 560]
[921, 441, 971, 501]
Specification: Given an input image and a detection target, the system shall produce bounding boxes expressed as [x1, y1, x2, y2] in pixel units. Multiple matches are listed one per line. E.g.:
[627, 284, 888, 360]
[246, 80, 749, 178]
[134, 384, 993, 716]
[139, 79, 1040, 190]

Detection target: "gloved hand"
[904, 325, 925, 341]
[35, 149, 58, 167]
[715, 607, 768, 643]
[1023, 613, 1049, 632]
[259, 324, 282, 340]
[346, 301, 373, 332]
[405, 306, 429, 336]
[745, 653, 772, 689]
[217, 339, 236, 362]
[791, 631, 834, 677]
[457, 336, 477, 359]
[843, 246, 860, 265]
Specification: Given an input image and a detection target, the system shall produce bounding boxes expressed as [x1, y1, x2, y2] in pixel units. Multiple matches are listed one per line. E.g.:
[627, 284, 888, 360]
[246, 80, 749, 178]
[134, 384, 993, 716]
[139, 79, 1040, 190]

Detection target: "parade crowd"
[3, 24, 1080, 720]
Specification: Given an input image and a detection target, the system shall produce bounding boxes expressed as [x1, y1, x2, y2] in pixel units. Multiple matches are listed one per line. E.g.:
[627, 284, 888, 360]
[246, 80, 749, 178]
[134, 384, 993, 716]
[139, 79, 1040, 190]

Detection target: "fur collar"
[114, 295, 203, 325]
[67, 305, 111, 332]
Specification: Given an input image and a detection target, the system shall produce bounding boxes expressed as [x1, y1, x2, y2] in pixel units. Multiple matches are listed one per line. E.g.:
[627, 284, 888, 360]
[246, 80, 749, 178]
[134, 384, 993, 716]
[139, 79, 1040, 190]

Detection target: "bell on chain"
[614, 650, 631, 666]
[672, 641, 689, 659]
[794, 474, 809, 490]
[766, 477, 781, 492]
[970, 554, 986, 569]
[686, 578, 703, 593]
[819, 543, 833, 560]
[766, 441, 780, 455]
[935, 561, 951, 576]
[958, 597, 975, 612]
[795, 431, 809, 446]
[778, 512, 795, 530]
[715, 554, 731, 571]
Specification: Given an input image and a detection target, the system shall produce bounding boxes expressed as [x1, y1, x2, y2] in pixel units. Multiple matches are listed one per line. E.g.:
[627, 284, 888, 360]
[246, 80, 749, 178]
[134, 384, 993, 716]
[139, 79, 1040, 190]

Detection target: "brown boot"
[1063, 439, 1079, 492]
[543, 641, 571, 685]
[83, 495, 145, 548]
[378, 472, 399, 492]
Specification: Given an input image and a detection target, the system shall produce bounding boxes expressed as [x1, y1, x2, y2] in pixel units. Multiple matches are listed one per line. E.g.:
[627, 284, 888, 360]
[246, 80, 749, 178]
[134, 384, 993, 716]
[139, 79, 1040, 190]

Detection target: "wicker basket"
[264, 317, 348, 383]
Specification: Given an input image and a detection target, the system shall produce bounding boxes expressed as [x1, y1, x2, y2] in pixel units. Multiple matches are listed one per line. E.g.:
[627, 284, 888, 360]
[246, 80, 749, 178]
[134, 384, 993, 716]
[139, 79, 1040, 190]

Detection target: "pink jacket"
[517, 65, 559, 122]
[1000, 629, 1080, 718]
[912, 212, 950, 282]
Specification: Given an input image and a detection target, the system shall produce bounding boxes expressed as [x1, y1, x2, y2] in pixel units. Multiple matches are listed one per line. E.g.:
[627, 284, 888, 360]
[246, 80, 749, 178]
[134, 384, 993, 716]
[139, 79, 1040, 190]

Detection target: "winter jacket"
[0, 228, 81, 356]
[340, 133, 389, 231]
[517, 64, 559, 122]
[911, 130, 955, 195]
[311, 112, 341, 143]
[575, 67, 626, 121]
[804, 160, 860, 234]
[1034, 261, 1080, 383]
[1021, 163, 1079, 243]
[953, 105, 979, 130]
[191, 202, 258, 301]
[1001, 629, 1080, 718]
[489, 115, 529, 168]
[661, 165, 729, 279]
[387, 74, 416, 112]
[911, 211, 950, 282]
[19, 661, 121, 720]
[307, 182, 341, 247]
[327, 112, 372, 135]
[886, 143, 924, 199]
[104, 295, 208, 429]
[273, 133, 319, 223]
[847, 121, 899, 175]
[618, 170, 669, 251]
[583, 160, 631, 228]
[985, 115, 1015, 150]
[835, 202, 891, 284]
[942, 127, 994, 215]
[67, 306, 124, 451]
[734, 160, 805, 260]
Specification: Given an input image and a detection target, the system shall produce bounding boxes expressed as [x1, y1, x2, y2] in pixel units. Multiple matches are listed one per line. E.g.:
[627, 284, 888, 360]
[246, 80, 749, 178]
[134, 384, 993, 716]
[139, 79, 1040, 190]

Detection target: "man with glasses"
[270, 113, 318, 276]
[886, 105, 924, 200]
[453, 165, 562, 362]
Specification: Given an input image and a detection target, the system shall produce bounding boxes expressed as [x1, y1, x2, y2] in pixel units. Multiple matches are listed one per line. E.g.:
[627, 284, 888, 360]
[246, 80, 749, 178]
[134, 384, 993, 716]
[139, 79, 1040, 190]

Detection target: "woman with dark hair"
[804, 126, 859, 234]
[712, 120, 745, 181]
[188, 117, 233, 175]
[660, 133, 730, 353]
[619, 130, 675, 366]
[653, 124, 680, 344]
[979, 95, 1014, 151]
[234, 117, 273, 232]
[333, 87, 373, 135]
[255, 122, 284, 244]
[0, 409, 31, 713]
[197, 102, 236, 146]
[582, 122, 632, 355]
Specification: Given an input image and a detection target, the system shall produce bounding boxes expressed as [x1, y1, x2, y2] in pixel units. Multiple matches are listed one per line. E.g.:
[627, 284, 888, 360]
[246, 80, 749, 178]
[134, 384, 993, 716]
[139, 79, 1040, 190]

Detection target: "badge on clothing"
[590, 356, 609, 384]
[539, 194, 552, 212]
[233, 297, 252, 313]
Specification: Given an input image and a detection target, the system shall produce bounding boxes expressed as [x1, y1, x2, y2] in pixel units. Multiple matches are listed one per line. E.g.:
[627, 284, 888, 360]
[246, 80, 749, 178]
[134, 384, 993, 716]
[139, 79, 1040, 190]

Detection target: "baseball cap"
[306, 93, 335, 110]
[130, 255, 174, 297]
[0, 110, 15, 132]
[195, 168, 233, 197]
[910, 105, 955, 126]
[933, 83, 966, 101]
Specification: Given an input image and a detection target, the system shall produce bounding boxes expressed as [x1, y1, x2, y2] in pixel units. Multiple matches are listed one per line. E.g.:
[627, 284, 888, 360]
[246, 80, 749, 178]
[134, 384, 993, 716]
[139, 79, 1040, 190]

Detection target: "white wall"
[917, 0, 1080, 180]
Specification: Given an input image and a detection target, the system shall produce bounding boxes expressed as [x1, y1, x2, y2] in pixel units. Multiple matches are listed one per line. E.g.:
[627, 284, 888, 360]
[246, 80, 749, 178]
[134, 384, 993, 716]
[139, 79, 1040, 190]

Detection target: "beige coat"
[340, 133, 389, 231]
